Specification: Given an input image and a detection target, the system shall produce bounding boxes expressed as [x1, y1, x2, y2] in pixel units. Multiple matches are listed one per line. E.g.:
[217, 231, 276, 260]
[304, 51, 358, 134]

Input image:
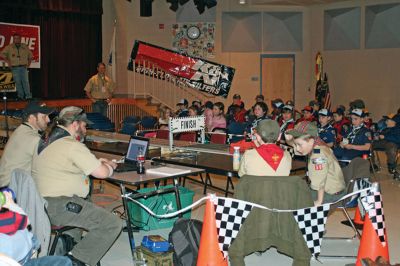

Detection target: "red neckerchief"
[256, 144, 284, 171]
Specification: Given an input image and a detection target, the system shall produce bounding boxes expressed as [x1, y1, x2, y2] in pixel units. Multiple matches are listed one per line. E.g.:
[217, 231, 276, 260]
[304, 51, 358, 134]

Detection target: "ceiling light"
[239, 0, 246, 4]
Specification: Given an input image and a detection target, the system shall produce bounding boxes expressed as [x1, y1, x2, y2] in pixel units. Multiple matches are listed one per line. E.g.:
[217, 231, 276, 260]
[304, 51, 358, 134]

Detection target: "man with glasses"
[32, 106, 122, 266]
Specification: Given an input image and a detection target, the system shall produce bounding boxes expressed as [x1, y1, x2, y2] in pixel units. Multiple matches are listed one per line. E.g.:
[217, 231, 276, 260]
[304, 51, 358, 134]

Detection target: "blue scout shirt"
[318, 124, 336, 145]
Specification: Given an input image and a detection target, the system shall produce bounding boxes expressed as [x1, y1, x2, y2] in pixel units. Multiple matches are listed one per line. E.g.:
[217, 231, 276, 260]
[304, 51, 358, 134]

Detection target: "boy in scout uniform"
[239, 120, 292, 177]
[84, 62, 114, 116]
[333, 109, 372, 161]
[0, 101, 54, 187]
[0, 33, 33, 99]
[31, 106, 122, 266]
[286, 121, 345, 206]
[317, 109, 336, 148]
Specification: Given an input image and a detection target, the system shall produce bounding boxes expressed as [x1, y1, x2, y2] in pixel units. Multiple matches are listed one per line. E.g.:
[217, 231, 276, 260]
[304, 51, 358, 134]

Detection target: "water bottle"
[233, 146, 241, 171]
[0, 188, 16, 207]
[137, 147, 146, 174]
[0, 192, 6, 207]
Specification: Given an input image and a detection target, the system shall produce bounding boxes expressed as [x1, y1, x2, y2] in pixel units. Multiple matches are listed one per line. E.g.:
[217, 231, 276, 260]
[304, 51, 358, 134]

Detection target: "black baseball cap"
[23, 101, 55, 116]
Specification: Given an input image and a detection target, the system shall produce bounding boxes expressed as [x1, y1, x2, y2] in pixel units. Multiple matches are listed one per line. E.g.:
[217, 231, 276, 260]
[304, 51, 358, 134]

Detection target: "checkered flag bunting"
[293, 204, 330, 256]
[213, 198, 253, 257]
[356, 179, 372, 218]
[361, 191, 387, 247]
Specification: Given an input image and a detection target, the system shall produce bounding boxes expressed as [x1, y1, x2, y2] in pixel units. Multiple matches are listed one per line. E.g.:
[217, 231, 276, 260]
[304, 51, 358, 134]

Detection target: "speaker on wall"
[140, 0, 153, 17]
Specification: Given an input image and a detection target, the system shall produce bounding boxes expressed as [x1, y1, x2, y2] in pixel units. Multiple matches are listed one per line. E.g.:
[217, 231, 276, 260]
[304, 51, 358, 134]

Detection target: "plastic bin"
[127, 185, 194, 231]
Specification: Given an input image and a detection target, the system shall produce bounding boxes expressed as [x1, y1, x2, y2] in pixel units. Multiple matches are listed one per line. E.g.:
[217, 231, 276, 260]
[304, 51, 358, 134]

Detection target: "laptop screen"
[126, 137, 150, 161]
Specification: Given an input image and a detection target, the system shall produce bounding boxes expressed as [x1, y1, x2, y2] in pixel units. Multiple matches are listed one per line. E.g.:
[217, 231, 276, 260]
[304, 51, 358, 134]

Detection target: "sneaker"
[66, 254, 86, 266]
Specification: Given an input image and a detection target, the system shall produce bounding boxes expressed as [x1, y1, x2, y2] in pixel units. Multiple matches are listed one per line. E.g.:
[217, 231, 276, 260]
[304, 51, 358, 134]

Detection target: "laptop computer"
[114, 136, 150, 173]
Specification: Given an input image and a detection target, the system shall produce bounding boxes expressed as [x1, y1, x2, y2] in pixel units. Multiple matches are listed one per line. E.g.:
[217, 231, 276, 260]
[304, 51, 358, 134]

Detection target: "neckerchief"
[38, 126, 70, 155]
[256, 144, 284, 171]
[347, 124, 364, 143]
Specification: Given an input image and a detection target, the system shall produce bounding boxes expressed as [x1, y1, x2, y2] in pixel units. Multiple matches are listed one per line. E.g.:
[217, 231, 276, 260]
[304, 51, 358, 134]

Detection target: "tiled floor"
[97, 167, 400, 266]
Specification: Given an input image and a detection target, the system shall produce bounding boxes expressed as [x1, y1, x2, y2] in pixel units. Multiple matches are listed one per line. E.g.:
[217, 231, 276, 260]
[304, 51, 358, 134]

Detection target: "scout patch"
[314, 164, 323, 170]
[312, 157, 326, 171]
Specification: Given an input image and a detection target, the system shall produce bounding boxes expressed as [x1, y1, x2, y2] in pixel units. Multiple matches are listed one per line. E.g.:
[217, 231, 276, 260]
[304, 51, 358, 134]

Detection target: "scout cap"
[302, 106, 313, 113]
[350, 108, 365, 118]
[287, 121, 318, 138]
[318, 109, 332, 116]
[255, 119, 280, 143]
[332, 107, 345, 116]
[23, 101, 55, 116]
[58, 106, 93, 125]
[282, 105, 293, 111]
[177, 98, 188, 106]
[383, 113, 400, 124]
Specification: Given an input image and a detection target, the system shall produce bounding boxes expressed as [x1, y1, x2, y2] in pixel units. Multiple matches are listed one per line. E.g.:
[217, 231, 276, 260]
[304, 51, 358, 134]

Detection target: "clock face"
[187, 26, 201, 40]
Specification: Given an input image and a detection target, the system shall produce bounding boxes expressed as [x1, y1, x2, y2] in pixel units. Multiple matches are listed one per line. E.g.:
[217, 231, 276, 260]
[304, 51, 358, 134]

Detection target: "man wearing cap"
[333, 109, 372, 161]
[176, 98, 189, 117]
[270, 98, 284, 121]
[278, 105, 295, 142]
[332, 107, 350, 143]
[84, 62, 114, 117]
[372, 113, 400, 179]
[0, 102, 54, 187]
[318, 109, 336, 148]
[238, 120, 292, 177]
[285, 121, 345, 205]
[31, 106, 122, 266]
[0, 33, 33, 100]
[296, 106, 316, 124]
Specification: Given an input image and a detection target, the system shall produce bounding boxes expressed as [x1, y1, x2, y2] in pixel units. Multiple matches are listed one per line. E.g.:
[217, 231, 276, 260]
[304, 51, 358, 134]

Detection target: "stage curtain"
[0, 0, 102, 99]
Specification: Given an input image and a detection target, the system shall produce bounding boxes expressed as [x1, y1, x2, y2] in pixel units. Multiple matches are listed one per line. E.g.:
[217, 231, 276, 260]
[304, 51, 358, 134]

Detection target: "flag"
[361, 191, 387, 246]
[213, 197, 253, 258]
[108, 22, 116, 82]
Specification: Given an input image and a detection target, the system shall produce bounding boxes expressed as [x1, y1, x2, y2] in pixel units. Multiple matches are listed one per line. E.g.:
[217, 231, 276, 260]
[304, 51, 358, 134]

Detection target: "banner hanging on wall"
[127, 40, 235, 98]
[0, 22, 41, 68]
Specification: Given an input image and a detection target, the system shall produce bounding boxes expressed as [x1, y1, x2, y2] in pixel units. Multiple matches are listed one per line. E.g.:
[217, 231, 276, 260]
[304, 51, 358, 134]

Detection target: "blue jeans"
[11, 66, 32, 99]
[92, 100, 108, 117]
[24, 256, 72, 266]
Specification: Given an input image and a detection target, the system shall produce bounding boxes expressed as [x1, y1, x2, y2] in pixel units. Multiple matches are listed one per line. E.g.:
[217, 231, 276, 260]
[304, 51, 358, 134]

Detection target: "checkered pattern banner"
[361, 191, 387, 247]
[356, 179, 372, 218]
[213, 198, 253, 258]
[293, 204, 330, 256]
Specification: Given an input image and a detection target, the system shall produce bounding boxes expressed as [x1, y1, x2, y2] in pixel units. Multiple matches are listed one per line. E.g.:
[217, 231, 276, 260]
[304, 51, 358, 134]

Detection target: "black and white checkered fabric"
[361, 191, 387, 247]
[293, 204, 330, 256]
[356, 179, 372, 217]
[214, 198, 253, 257]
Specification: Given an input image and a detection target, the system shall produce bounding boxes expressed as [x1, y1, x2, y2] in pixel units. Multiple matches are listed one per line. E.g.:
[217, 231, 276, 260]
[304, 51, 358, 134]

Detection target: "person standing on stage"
[84, 62, 114, 117]
[0, 33, 33, 100]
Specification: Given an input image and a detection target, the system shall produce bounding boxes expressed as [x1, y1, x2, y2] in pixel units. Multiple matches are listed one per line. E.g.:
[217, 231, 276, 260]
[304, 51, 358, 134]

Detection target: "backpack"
[168, 218, 203, 266]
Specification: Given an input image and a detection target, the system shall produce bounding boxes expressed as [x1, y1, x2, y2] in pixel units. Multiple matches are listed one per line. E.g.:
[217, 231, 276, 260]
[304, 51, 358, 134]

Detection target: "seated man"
[0, 190, 71, 266]
[372, 113, 400, 179]
[334, 109, 372, 161]
[317, 109, 336, 148]
[238, 120, 292, 177]
[278, 105, 295, 142]
[31, 106, 122, 266]
[0, 102, 54, 187]
[332, 107, 350, 143]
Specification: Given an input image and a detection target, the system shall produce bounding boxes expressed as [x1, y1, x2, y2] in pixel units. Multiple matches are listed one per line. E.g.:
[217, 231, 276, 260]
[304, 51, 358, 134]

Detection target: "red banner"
[0, 22, 41, 68]
[128, 41, 235, 98]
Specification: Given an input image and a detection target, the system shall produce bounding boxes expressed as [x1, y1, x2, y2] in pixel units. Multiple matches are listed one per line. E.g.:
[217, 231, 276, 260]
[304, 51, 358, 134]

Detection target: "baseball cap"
[255, 94, 264, 100]
[233, 94, 241, 99]
[286, 121, 318, 138]
[23, 101, 55, 116]
[282, 105, 293, 112]
[332, 107, 345, 116]
[302, 106, 313, 113]
[350, 108, 365, 118]
[273, 101, 284, 109]
[255, 120, 280, 142]
[318, 109, 332, 116]
[58, 106, 93, 125]
[176, 98, 188, 106]
[192, 100, 201, 105]
[383, 113, 400, 124]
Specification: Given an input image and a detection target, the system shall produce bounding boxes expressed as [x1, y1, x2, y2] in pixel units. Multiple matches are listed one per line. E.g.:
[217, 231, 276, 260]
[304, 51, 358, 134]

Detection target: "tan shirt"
[308, 145, 345, 195]
[238, 148, 292, 177]
[84, 74, 114, 100]
[0, 43, 33, 66]
[32, 129, 101, 198]
[0, 123, 40, 187]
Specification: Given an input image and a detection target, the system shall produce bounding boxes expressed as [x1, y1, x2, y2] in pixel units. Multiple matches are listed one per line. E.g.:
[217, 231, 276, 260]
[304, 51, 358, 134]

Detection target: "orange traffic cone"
[197, 198, 228, 266]
[355, 213, 389, 266]
[353, 206, 364, 226]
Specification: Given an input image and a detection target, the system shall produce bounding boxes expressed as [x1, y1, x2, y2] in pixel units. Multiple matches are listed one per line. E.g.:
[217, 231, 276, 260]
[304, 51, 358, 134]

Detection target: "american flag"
[324, 90, 331, 110]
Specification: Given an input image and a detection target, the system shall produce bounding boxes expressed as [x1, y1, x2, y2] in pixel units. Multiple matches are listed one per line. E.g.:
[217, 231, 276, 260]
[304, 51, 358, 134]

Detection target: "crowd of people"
[165, 94, 400, 201]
